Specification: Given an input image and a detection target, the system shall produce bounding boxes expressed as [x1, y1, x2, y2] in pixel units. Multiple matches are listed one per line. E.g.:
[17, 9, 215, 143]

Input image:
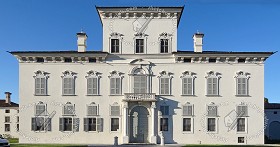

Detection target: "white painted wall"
[0, 107, 19, 138]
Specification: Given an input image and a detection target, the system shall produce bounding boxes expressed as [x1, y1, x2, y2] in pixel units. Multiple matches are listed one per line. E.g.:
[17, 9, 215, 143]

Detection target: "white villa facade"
[11, 7, 273, 145]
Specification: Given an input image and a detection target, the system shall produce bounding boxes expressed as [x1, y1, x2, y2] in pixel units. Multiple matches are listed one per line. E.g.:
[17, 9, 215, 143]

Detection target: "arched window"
[62, 71, 76, 95]
[86, 71, 101, 95]
[34, 70, 49, 95]
[235, 71, 250, 96]
[205, 71, 221, 96]
[181, 71, 196, 96]
[63, 102, 75, 116]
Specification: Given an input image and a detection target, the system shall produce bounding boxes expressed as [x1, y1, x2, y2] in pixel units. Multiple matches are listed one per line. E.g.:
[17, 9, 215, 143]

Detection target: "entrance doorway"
[129, 106, 149, 143]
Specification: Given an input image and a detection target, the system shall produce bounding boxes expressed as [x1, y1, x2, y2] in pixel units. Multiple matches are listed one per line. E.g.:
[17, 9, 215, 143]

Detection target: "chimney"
[77, 31, 88, 52]
[5, 92, 11, 104]
[193, 32, 204, 52]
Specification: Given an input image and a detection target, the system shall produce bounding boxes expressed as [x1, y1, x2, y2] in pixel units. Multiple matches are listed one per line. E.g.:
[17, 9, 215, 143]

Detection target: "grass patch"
[8, 138, 19, 143]
[10, 144, 87, 147]
[183, 145, 269, 147]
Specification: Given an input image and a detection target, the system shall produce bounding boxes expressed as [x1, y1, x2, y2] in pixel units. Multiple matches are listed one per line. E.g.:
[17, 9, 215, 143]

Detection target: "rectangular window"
[207, 118, 216, 132]
[110, 106, 120, 116]
[160, 106, 169, 115]
[160, 39, 169, 53]
[35, 77, 46, 95]
[136, 39, 144, 53]
[160, 78, 170, 95]
[64, 118, 73, 131]
[237, 78, 247, 95]
[5, 109, 10, 113]
[5, 116, 10, 123]
[63, 77, 74, 95]
[110, 78, 121, 95]
[183, 105, 193, 116]
[183, 118, 191, 132]
[207, 106, 217, 116]
[84, 118, 97, 132]
[237, 105, 248, 117]
[5, 124, 10, 132]
[160, 118, 168, 131]
[87, 105, 98, 116]
[36, 105, 46, 115]
[134, 76, 147, 93]
[183, 78, 193, 95]
[207, 77, 218, 95]
[238, 137, 245, 143]
[111, 118, 119, 131]
[17, 124, 19, 131]
[17, 116, 19, 122]
[59, 117, 78, 132]
[87, 77, 98, 95]
[111, 39, 120, 53]
[237, 118, 246, 132]
[32, 117, 51, 131]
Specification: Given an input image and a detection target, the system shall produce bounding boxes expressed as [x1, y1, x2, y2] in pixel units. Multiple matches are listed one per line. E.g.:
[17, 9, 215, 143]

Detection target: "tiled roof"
[0, 100, 19, 107]
[265, 103, 280, 109]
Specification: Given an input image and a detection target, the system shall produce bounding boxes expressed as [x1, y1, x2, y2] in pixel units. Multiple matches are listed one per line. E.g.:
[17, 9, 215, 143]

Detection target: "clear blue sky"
[0, 0, 279, 103]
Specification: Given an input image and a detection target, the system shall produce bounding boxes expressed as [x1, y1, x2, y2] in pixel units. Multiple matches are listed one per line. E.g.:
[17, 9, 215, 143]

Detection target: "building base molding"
[150, 135, 157, 144]
[123, 136, 129, 144]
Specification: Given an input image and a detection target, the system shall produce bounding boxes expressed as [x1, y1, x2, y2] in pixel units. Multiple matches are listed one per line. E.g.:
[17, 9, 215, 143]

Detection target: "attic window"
[36, 57, 44, 62]
[183, 58, 191, 63]
[64, 58, 72, 62]
[89, 58, 96, 63]
[209, 58, 216, 63]
[238, 58, 246, 63]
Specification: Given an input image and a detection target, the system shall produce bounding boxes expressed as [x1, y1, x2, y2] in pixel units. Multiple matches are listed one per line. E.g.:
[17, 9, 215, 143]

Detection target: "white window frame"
[34, 70, 49, 96]
[63, 102, 75, 116]
[31, 117, 51, 132]
[87, 102, 99, 116]
[158, 32, 172, 54]
[62, 70, 76, 96]
[159, 117, 169, 132]
[181, 71, 196, 96]
[134, 33, 148, 54]
[109, 32, 123, 54]
[109, 71, 123, 95]
[206, 117, 218, 133]
[59, 117, 79, 132]
[129, 66, 151, 93]
[182, 117, 194, 133]
[205, 71, 221, 96]
[158, 71, 173, 95]
[109, 103, 121, 132]
[206, 103, 218, 133]
[86, 70, 101, 96]
[235, 71, 250, 96]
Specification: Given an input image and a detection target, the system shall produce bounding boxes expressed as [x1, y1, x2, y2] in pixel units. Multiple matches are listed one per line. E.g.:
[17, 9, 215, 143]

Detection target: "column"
[151, 102, 157, 144]
[123, 102, 129, 144]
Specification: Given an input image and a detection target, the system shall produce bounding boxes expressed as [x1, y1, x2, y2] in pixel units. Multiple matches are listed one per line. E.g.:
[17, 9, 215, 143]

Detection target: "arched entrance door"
[129, 106, 149, 143]
[269, 121, 280, 140]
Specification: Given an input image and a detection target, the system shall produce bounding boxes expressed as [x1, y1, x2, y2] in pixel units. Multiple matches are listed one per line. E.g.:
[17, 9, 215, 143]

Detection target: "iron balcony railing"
[123, 93, 157, 101]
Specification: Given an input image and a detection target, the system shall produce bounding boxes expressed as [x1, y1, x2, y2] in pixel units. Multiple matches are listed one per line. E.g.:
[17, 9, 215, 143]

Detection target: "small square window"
[89, 58, 96, 63]
[5, 124, 10, 132]
[238, 137, 245, 143]
[238, 58, 246, 63]
[183, 58, 191, 63]
[274, 111, 277, 114]
[209, 58, 216, 63]
[36, 57, 44, 62]
[5, 109, 10, 113]
[64, 58, 72, 62]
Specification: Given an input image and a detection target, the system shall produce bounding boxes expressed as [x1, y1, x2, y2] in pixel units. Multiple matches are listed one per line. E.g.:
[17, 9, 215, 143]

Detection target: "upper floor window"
[134, 33, 147, 54]
[158, 71, 173, 95]
[109, 71, 123, 95]
[86, 71, 101, 95]
[35, 101, 47, 116]
[235, 71, 250, 96]
[110, 32, 123, 54]
[110, 103, 120, 116]
[160, 105, 169, 116]
[182, 103, 193, 116]
[159, 32, 172, 53]
[207, 104, 218, 117]
[62, 71, 76, 96]
[63, 102, 75, 116]
[205, 71, 221, 96]
[129, 65, 152, 94]
[5, 109, 10, 113]
[181, 71, 196, 96]
[34, 70, 49, 95]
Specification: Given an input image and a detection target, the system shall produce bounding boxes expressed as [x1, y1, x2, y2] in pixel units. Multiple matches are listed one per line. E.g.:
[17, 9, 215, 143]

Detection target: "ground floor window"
[31, 117, 51, 132]
[84, 117, 97, 131]
[237, 118, 246, 132]
[160, 118, 168, 131]
[59, 117, 79, 132]
[111, 118, 119, 132]
[238, 137, 245, 143]
[183, 118, 192, 132]
[5, 124, 10, 132]
[207, 118, 216, 132]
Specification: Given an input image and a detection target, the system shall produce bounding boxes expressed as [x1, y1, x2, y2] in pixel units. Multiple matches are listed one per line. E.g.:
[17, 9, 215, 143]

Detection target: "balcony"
[123, 93, 157, 102]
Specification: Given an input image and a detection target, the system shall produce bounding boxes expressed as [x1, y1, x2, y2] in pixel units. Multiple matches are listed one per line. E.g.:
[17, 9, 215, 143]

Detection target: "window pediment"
[158, 70, 173, 78]
[205, 71, 221, 78]
[62, 70, 76, 78]
[110, 32, 123, 38]
[34, 70, 49, 78]
[86, 70, 101, 78]
[235, 71, 250, 78]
